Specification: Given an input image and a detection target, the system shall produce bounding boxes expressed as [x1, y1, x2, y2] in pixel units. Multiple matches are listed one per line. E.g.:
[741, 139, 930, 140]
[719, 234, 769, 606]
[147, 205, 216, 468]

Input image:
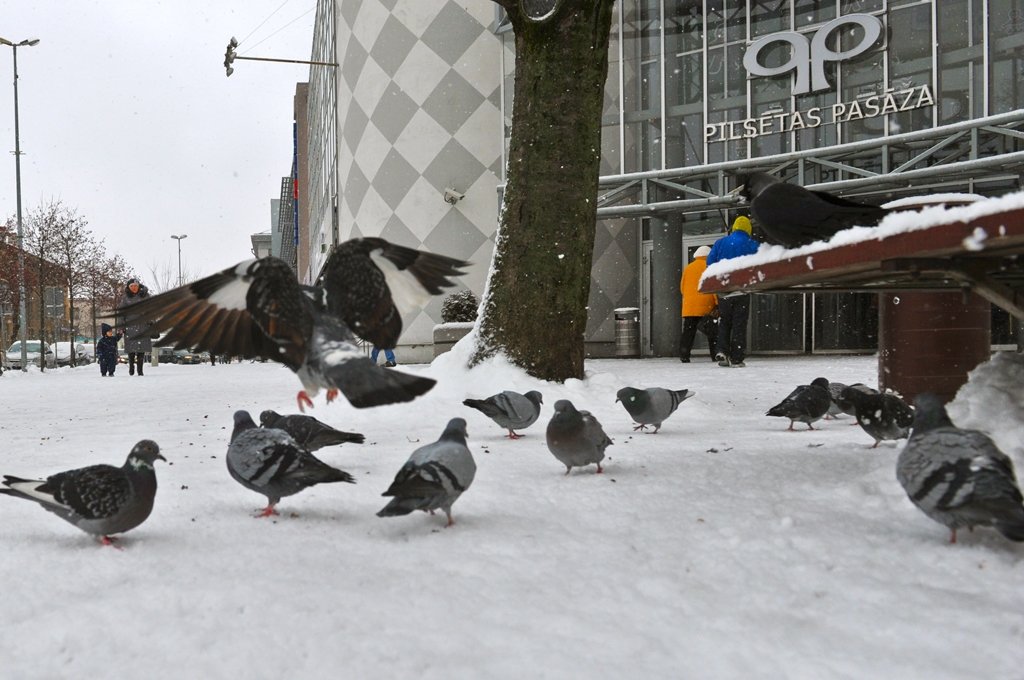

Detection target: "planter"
[433, 322, 474, 358]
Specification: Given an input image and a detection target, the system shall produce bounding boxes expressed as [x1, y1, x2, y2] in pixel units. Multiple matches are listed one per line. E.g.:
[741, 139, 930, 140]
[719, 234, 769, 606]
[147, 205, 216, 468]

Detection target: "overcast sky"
[0, 1, 315, 288]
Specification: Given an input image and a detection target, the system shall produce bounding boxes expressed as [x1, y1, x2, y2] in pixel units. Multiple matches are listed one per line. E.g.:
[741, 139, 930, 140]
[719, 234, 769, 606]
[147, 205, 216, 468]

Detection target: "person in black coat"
[119, 278, 153, 376]
[96, 323, 123, 377]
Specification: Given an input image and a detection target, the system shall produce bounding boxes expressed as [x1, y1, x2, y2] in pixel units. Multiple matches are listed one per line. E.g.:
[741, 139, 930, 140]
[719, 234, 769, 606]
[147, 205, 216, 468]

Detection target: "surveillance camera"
[443, 188, 465, 205]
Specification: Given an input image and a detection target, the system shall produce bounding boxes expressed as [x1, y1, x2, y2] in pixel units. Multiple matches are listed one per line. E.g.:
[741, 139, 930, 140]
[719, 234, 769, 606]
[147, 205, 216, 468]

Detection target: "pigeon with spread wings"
[115, 238, 468, 410]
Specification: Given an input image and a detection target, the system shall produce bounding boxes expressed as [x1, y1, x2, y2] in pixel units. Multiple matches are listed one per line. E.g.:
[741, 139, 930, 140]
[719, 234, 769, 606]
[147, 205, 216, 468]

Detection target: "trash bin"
[614, 307, 640, 357]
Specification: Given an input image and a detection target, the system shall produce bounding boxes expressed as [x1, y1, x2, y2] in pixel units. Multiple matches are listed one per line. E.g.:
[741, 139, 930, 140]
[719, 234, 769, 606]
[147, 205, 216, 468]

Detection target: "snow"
[2, 347, 1024, 678]
[703, 189, 1024, 285]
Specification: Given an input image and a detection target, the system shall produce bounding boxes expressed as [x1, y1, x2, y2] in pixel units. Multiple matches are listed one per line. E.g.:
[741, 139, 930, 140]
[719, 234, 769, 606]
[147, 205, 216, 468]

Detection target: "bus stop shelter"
[699, 194, 1024, 402]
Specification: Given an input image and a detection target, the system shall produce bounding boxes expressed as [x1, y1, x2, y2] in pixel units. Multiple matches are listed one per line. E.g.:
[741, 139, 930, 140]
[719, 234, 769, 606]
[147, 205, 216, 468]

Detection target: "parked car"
[5, 340, 56, 369]
[157, 346, 176, 364]
[77, 343, 96, 365]
[52, 341, 91, 367]
[173, 349, 202, 365]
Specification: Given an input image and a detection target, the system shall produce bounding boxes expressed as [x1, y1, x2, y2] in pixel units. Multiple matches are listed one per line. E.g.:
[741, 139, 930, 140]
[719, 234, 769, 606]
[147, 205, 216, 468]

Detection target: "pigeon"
[377, 417, 476, 527]
[228, 410, 355, 517]
[616, 386, 695, 433]
[259, 409, 365, 450]
[766, 377, 832, 430]
[462, 390, 544, 439]
[829, 382, 879, 418]
[896, 393, 1024, 544]
[0, 440, 165, 546]
[840, 387, 915, 448]
[114, 237, 468, 411]
[735, 172, 890, 247]
[546, 399, 613, 474]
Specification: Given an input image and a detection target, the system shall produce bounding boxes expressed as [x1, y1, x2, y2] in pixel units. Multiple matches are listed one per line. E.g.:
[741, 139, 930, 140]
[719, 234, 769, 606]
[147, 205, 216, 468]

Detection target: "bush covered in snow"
[441, 290, 478, 323]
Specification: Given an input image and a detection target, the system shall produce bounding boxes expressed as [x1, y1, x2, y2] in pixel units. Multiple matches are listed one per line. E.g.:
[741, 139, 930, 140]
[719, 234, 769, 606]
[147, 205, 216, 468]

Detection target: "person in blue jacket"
[96, 323, 123, 377]
[706, 215, 759, 367]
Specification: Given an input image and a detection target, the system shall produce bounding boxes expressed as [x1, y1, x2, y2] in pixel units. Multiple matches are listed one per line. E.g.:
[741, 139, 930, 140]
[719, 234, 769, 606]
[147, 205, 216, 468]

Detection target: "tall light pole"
[170, 234, 187, 286]
[0, 36, 39, 371]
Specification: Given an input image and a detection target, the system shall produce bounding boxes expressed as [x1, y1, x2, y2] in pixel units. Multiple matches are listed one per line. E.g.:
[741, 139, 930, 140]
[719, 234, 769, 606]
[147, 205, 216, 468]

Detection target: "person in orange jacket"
[678, 245, 718, 363]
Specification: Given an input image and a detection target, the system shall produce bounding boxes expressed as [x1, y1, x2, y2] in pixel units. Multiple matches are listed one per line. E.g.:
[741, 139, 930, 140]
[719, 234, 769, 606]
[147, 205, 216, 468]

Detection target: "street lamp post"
[170, 234, 187, 286]
[0, 36, 39, 371]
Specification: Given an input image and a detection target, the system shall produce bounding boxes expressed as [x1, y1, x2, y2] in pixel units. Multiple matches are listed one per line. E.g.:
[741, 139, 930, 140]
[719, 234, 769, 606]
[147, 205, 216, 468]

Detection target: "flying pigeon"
[615, 386, 695, 433]
[896, 393, 1024, 543]
[829, 382, 879, 418]
[114, 237, 468, 411]
[377, 417, 476, 527]
[462, 390, 544, 439]
[546, 399, 613, 474]
[228, 410, 355, 517]
[766, 377, 832, 430]
[259, 410, 365, 450]
[735, 172, 890, 247]
[0, 440, 165, 546]
[840, 387, 915, 447]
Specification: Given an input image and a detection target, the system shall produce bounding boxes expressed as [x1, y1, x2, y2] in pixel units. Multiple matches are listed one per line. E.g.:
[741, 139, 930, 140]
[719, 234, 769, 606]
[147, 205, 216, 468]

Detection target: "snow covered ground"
[1, 347, 1023, 679]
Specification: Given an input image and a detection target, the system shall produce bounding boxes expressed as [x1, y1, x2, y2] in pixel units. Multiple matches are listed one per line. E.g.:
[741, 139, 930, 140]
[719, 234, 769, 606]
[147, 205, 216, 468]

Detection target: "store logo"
[743, 14, 883, 95]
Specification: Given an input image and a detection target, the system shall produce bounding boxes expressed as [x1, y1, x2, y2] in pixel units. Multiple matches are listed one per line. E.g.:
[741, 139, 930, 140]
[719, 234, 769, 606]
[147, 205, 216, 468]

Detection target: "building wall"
[294, 83, 311, 279]
[329, 0, 502, 358]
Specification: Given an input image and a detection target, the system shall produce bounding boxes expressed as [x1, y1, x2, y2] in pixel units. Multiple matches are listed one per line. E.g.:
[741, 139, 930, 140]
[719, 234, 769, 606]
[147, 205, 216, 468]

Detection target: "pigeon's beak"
[614, 398, 620, 403]
[156, 453, 167, 463]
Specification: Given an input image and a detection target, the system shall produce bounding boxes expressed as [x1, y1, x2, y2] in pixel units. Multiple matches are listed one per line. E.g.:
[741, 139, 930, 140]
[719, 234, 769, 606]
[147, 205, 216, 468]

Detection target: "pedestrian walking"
[371, 346, 397, 367]
[679, 245, 718, 362]
[119, 278, 153, 376]
[96, 323, 123, 377]
[706, 215, 759, 368]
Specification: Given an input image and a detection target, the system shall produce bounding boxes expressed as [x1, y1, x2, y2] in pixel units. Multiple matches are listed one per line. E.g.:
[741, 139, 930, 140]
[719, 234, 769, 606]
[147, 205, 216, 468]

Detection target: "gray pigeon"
[766, 377, 831, 430]
[377, 417, 476, 527]
[546, 399, 613, 474]
[462, 390, 544, 439]
[897, 393, 1024, 544]
[841, 388, 914, 447]
[616, 386, 695, 433]
[0, 440, 165, 546]
[116, 238, 467, 411]
[259, 409, 365, 450]
[228, 410, 355, 517]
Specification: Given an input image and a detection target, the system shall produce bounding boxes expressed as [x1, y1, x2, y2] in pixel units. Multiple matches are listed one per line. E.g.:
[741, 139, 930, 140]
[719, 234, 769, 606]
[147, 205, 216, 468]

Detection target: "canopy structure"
[700, 195, 1024, 320]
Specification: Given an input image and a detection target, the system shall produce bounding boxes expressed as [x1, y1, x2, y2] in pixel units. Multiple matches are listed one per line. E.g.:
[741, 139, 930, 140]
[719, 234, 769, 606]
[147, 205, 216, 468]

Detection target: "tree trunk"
[472, 0, 614, 382]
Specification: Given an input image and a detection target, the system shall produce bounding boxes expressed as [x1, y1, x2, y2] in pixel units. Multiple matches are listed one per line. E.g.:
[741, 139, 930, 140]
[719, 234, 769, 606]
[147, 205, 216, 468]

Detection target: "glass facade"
[306, 0, 337, 285]
[499, 0, 1024, 354]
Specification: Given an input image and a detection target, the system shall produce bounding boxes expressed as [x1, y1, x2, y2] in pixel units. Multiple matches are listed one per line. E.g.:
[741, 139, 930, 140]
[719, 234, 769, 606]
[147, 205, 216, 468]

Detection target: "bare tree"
[146, 257, 197, 294]
[44, 203, 96, 363]
[471, 0, 616, 381]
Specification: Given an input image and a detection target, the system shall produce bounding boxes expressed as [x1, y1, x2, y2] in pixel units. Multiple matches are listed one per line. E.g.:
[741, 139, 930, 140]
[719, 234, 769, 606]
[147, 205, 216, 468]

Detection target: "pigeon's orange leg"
[99, 536, 124, 550]
[256, 504, 280, 518]
[297, 391, 315, 412]
[326, 388, 339, 403]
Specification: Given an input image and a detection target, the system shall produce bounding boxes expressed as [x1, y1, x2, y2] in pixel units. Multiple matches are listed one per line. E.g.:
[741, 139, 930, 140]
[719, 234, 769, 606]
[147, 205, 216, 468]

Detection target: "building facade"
[308, 0, 1024, 359]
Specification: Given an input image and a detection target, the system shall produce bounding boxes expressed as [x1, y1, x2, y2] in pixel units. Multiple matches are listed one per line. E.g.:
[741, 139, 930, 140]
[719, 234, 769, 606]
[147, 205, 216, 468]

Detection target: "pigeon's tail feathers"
[995, 514, 1024, 541]
[376, 497, 420, 517]
[463, 398, 501, 418]
[766, 403, 789, 418]
[0, 477, 61, 508]
[313, 431, 366, 447]
[297, 465, 356, 486]
[326, 360, 436, 408]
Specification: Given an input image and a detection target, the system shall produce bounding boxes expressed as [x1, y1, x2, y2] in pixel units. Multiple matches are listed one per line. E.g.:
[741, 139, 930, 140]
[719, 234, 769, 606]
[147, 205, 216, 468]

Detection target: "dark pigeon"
[736, 172, 890, 248]
[259, 410, 365, 450]
[0, 440, 165, 546]
[897, 393, 1024, 544]
[841, 387, 914, 447]
[766, 377, 832, 430]
[830, 382, 879, 418]
[115, 237, 468, 411]
[377, 417, 476, 527]
[228, 410, 355, 517]
[546, 399, 613, 474]
[615, 386, 694, 433]
[462, 390, 544, 439]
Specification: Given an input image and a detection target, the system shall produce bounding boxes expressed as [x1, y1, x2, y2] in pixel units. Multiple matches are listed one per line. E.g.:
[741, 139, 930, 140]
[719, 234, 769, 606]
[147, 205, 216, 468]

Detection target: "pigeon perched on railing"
[115, 238, 468, 411]
[228, 410, 355, 517]
[259, 410, 365, 450]
[616, 386, 694, 433]
[377, 417, 476, 527]
[735, 172, 890, 247]
[896, 393, 1024, 544]
[0, 440, 165, 547]
[766, 377, 832, 430]
[841, 387, 914, 447]
[546, 399, 613, 474]
[462, 390, 544, 439]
